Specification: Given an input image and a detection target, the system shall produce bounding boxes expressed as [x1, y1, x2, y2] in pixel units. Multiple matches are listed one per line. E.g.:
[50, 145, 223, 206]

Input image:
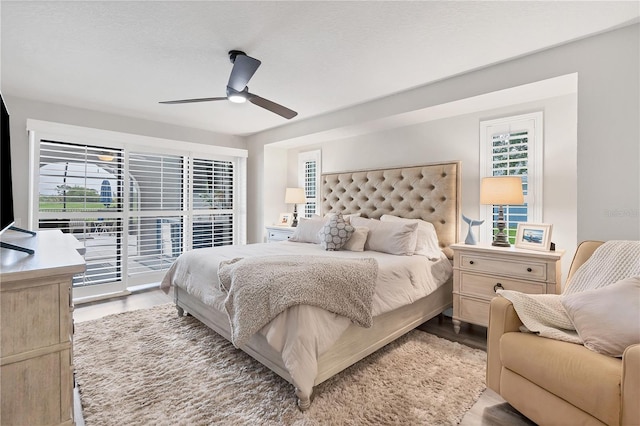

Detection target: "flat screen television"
[1, 93, 35, 254]
[0, 93, 15, 235]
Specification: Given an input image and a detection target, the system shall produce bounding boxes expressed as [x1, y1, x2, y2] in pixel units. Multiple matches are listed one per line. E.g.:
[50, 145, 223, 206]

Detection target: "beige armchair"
[487, 241, 640, 426]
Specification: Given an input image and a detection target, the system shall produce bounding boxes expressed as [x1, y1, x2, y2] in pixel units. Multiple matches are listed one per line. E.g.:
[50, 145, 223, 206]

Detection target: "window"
[28, 120, 247, 301]
[298, 150, 321, 218]
[479, 112, 543, 244]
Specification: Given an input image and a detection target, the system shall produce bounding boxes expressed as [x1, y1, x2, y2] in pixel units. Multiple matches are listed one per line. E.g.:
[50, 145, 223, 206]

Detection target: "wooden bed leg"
[295, 388, 311, 411]
[176, 306, 185, 317]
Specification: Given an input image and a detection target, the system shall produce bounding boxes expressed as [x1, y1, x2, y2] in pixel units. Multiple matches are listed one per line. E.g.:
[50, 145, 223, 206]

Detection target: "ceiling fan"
[160, 50, 297, 119]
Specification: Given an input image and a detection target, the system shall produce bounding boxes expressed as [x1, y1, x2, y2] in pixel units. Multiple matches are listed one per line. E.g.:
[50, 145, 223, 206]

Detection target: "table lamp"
[285, 187, 306, 227]
[480, 176, 524, 247]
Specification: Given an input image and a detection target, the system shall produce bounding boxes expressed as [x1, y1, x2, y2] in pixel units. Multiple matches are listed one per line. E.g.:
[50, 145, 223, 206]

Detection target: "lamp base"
[291, 206, 299, 227]
[492, 205, 511, 247]
[491, 233, 511, 247]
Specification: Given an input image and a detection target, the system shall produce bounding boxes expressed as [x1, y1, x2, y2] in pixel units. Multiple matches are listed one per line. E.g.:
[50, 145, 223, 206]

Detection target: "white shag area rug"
[74, 303, 486, 425]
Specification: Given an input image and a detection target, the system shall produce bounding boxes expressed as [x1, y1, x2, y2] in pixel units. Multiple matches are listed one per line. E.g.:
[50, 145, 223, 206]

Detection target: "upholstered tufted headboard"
[321, 161, 461, 258]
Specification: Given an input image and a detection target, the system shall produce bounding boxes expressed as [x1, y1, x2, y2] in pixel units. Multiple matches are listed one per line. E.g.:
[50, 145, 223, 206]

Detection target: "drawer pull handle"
[469, 260, 474, 265]
[527, 267, 533, 272]
[494, 283, 504, 292]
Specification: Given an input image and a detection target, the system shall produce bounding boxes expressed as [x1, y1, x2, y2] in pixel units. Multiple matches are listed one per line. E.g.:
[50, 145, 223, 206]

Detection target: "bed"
[161, 161, 461, 410]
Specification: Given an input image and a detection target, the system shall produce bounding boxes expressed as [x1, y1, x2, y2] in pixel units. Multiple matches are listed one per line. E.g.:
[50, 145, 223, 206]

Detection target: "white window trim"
[298, 149, 321, 217]
[479, 112, 543, 243]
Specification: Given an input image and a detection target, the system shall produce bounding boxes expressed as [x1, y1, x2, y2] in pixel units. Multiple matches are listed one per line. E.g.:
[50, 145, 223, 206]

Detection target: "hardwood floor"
[418, 313, 488, 351]
[74, 289, 535, 426]
[74, 287, 173, 323]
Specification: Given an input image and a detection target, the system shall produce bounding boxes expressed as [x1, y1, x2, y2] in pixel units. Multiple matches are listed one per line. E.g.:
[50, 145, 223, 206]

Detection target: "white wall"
[263, 146, 288, 229]
[5, 96, 246, 229]
[246, 24, 640, 263]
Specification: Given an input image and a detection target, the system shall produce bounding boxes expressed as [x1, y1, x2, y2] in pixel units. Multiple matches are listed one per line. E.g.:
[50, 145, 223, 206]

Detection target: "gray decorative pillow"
[318, 213, 354, 251]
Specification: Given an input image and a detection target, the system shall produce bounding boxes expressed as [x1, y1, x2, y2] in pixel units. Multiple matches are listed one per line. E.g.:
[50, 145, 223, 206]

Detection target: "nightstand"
[266, 226, 296, 242]
[451, 242, 564, 334]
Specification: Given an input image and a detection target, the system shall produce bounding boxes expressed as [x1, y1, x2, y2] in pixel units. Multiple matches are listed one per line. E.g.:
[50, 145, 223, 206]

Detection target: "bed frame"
[174, 161, 461, 410]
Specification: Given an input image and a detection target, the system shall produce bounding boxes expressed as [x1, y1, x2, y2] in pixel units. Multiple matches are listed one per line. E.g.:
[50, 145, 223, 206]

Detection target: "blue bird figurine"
[462, 214, 484, 245]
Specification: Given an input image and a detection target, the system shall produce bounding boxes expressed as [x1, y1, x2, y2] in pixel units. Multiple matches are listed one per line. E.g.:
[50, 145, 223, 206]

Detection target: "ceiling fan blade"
[159, 97, 227, 104]
[228, 54, 261, 92]
[248, 93, 298, 119]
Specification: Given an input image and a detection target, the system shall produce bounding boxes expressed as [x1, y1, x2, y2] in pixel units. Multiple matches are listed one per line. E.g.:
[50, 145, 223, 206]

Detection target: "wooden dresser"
[1, 230, 85, 426]
[451, 242, 563, 334]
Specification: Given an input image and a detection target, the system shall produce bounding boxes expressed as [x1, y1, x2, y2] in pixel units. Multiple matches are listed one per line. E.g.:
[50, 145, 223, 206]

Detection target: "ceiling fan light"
[228, 93, 247, 103]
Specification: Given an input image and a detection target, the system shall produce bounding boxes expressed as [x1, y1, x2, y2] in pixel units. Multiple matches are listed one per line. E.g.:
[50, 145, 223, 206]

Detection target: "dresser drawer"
[460, 254, 547, 280]
[458, 272, 545, 300]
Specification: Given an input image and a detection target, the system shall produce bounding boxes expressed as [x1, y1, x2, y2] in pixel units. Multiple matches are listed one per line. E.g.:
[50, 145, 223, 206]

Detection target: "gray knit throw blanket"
[218, 255, 378, 348]
[498, 240, 640, 344]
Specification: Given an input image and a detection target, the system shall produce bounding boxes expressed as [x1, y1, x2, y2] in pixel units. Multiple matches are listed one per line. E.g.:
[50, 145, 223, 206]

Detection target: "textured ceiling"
[1, 1, 638, 136]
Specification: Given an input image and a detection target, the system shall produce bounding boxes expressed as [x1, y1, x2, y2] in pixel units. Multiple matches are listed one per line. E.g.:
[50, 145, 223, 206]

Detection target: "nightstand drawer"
[266, 226, 296, 242]
[268, 230, 291, 241]
[459, 272, 545, 300]
[457, 296, 490, 328]
[460, 255, 546, 280]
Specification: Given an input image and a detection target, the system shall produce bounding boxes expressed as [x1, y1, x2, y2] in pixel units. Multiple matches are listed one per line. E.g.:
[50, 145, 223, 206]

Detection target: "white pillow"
[318, 213, 354, 251]
[561, 276, 640, 357]
[350, 217, 418, 256]
[289, 217, 324, 244]
[324, 212, 361, 224]
[380, 215, 442, 260]
[342, 227, 369, 252]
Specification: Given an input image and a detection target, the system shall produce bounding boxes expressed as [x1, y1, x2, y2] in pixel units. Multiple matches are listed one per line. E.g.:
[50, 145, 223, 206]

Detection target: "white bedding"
[161, 240, 452, 401]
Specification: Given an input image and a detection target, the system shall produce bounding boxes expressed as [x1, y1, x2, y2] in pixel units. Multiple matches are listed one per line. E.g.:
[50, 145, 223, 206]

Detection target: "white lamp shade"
[285, 187, 306, 204]
[480, 176, 524, 205]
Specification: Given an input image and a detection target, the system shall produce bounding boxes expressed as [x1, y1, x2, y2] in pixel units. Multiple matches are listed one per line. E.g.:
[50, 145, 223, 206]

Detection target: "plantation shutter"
[303, 159, 317, 218]
[298, 150, 320, 218]
[192, 158, 234, 248]
[38, 140, 124, 286]
[489, 130, 529, 242]
[127, 152, 185, 276]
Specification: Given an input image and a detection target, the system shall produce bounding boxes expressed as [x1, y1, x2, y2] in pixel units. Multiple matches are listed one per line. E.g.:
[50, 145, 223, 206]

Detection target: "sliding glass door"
[30, 122, 246, 301]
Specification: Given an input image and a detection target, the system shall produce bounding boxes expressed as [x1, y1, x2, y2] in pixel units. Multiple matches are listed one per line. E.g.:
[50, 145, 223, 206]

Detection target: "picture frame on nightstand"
[278, 213, 292, 226]
[515, 223, 553, 251]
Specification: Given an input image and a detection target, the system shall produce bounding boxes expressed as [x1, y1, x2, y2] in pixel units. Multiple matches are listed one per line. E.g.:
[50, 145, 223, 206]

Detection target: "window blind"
[192, 158, 234, 248]
[127, 152, 185, 276]
[491, 131, 529, 242]
[38, 140, 124, 286]
[303, 159, 317, 217]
